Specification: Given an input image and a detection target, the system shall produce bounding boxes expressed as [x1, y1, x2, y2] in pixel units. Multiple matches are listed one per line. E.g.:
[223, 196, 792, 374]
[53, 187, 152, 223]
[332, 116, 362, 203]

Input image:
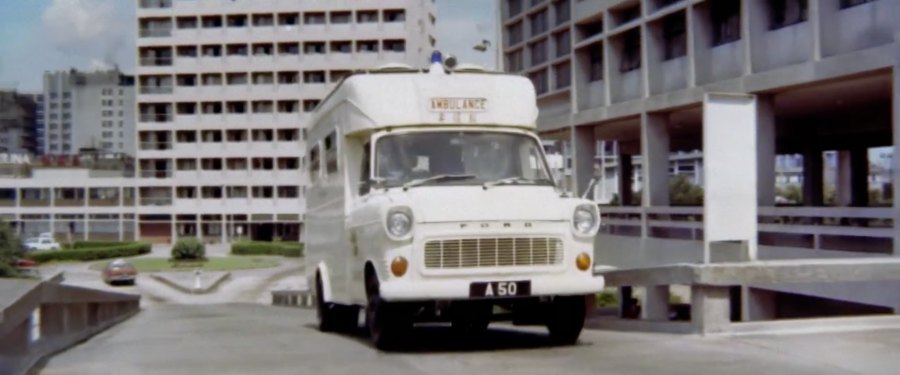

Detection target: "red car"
[102, 259, 138, 286]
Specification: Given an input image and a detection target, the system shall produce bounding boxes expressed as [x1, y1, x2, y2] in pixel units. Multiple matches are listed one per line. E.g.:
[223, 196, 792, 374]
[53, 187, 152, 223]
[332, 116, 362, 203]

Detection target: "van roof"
[308, 63, 539, 138]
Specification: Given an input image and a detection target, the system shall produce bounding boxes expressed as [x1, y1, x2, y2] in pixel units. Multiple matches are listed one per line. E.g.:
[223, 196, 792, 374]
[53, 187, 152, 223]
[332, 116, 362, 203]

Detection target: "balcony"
[140, 86, 174, 95]
[138, 0, 171, 9]
[139, 28, 172, 38]
[139, 114, 173, 123]
[139, 57, 173, 67]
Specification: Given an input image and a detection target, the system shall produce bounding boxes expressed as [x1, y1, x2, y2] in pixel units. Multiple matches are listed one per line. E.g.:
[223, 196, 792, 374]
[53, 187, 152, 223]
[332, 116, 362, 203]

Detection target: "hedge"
[72, 241, 127, 249]
[231, 241, 303, 257]
[27, 242, 151, 263]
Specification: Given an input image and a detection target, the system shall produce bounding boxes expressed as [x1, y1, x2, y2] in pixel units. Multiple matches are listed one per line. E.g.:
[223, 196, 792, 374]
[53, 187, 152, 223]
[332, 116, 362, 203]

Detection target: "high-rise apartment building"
[0, 91, 38, 155]
[134, 0, 436, 242]
[43, 69, 136, 156]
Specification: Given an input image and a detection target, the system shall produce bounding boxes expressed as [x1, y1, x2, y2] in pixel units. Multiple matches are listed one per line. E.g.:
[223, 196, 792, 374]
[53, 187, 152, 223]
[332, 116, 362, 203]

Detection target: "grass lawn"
[89, 257, 281, 273]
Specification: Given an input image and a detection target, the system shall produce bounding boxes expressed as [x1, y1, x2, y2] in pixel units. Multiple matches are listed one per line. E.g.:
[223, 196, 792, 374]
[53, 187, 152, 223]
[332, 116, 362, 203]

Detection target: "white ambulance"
[304, 53, 605, 349]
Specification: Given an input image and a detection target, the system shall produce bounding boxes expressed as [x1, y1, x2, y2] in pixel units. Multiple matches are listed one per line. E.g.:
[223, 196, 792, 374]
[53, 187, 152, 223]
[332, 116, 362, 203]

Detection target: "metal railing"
[0, 274, 140, 374]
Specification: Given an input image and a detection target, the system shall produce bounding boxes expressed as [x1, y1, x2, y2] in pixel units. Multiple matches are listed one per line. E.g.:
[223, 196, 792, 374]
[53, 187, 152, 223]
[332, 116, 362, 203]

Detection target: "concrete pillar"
[49, 188, 55, 234]
[802, 146, 824, 206]
[757, 95, 776, 206]
[642, 285, 670, 321]
[640, 113, 670, 207]
[618, 153, 634, 205]
[40, 304, 66, 337]
[893, 61, 900, 256]
[220, 216, 227, 244]
[850, 147, 869, 207]
[618, 286, 637, 318]
[170, 220, 177, 244]
[690, 285, 731, 334]
[118, 214, 125, 242]
[572, 125, 596, 197]
[837, 151, 852, 206]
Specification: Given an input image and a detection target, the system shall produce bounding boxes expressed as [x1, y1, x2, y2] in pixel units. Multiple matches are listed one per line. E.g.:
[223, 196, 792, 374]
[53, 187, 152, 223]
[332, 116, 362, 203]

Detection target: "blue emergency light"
[430, 50, 442, 64]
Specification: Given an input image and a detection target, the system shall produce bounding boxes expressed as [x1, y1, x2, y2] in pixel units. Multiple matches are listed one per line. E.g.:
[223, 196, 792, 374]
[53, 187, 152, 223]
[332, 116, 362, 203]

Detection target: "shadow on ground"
[304, 322, 588, 353]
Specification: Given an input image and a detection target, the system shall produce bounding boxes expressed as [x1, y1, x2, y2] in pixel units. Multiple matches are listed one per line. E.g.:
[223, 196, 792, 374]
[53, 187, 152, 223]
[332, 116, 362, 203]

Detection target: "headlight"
[386, 208, 413, 239]
[573, 204, 597, 234]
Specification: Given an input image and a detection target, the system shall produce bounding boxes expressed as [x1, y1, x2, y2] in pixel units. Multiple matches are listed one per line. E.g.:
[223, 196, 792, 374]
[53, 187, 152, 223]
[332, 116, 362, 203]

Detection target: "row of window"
[138, 100, 321, 119]
[139, 128, 305, 146]
[172, 186, 304, 199]
[139, 70, 353, 89]
[138, 40, 407, 65]
[140, 9, 410, 29]
[161, 157, 303, 171]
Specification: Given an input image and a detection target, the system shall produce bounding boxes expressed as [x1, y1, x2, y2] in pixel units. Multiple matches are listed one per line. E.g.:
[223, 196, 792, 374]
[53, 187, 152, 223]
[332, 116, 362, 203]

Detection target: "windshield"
[373, 131, 554, 188]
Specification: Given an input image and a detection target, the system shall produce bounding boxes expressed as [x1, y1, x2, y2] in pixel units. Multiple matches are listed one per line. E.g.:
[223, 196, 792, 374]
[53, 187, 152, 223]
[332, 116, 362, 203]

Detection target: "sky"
[0, 0, 498, 93]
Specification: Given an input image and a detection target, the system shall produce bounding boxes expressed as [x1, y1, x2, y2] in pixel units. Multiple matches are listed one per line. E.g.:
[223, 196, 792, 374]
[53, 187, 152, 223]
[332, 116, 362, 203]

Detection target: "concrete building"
[42, 69, 136, 156]
[132, 0, 436, 242]
[0, 91, 38, 155]
[502, 0, 900, 319]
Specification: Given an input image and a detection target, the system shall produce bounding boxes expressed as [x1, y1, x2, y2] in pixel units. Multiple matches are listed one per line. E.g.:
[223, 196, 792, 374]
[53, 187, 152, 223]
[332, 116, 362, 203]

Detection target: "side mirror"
[581, 177, 598, 200]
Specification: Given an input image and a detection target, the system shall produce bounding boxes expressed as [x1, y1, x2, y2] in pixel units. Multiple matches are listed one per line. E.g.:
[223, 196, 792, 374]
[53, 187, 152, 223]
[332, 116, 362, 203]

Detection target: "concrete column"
[83, 216, 89, 241]
[757, 95, 776, 206]
[642, 285, 670, 321]
[690, 285, 731, 334]
[221, 216, 227, 243]
[170, 220, 177, 243]
[118, 215, 124, 242]
[850, 147, 869, 207]
[49, 188, 56, 234]
[802, 146, 824, 206]
[618, 153, 634, 205]
[836, 151, 852, 206]
[893, 61, 900, 256]
[571, 125, 596, 197]
[640, 112, 670, 207]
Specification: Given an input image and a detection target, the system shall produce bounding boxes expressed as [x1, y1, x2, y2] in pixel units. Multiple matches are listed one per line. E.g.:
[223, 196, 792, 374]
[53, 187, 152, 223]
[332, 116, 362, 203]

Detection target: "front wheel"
[546, 295, 586, 345]
[316, 273, 340, 332]
[366, 274, 409, 350]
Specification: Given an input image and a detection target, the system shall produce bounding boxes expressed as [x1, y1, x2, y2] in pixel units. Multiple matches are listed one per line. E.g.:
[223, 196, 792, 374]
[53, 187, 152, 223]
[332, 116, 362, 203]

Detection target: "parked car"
[8, 257, 40, 278]
[102, 259, 138, 286]
[23, 237, 61, 251]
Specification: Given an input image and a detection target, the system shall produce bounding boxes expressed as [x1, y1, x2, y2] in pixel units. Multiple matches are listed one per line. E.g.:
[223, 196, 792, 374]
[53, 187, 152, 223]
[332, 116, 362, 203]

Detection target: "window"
[662, 13, 687, 60]
[769, 0, 807, 30]
[554, 62, 571, 89]
[330, 41, 352, 53]
[506, 49, 524, 72]
[383, 40, 405, 52]
[554, 0, 570, 25]
[325, 132, 338, 174]
[304, 12, 325, 25]
[357, 41, 378, 52]
[357, 10, 378, 23]
[529, 69, 548, 95]
[840, 0, 876, 9]
[304, 42, 325, 54]
[711, 0, 741, 46]
[303, 71, 325, 84]
[303, 100, 320, 112]
[278, 186, 299, 198]
[530, 39, 547, 65]
[330, 11, 351, 24]
[252, 186, 274, 198]
[554, 30, 570, 57]
[384, 9, 405, 22]
[278, 13, 299, 26]
[619, 29, 641, 72]
[309, 145, 320, 182]
[507, 21, 523, 46]
[530, 10, 548, 36]
[508, 0, 523, 17]
[359, 142, 372, 195]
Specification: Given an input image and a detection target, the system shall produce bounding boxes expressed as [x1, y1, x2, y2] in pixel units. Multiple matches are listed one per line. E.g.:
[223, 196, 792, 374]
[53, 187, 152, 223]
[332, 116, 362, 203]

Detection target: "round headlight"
[387, 211, 412, 238]
[573, 205, 597, 234]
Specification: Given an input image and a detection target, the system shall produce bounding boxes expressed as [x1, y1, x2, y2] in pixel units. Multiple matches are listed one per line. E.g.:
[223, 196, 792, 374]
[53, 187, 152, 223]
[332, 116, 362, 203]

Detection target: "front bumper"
[379, 273, 605, 301]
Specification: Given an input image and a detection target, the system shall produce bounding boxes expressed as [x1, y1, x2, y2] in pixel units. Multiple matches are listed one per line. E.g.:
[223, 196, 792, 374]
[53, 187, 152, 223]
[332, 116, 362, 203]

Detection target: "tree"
[670, 175, 703, 206]
[0, 219, 24, 278]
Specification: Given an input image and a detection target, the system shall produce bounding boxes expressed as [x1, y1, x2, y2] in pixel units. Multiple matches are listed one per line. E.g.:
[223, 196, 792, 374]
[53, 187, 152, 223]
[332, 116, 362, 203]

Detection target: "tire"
[316, 273, 340, 332]
[365, 273, 408, 350]
[546, 295, 586, 345]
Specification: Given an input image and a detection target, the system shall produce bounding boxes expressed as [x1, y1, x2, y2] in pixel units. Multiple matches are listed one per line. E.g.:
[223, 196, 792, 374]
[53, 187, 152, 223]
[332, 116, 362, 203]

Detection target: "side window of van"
[359, 142, 371, 196]
[309, 144, 320, 182]
[325, 131, 338, 174]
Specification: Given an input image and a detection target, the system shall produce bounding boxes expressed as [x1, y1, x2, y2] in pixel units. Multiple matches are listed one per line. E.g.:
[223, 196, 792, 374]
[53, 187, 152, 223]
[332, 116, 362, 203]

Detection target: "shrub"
[73, 241, 125, 249]
[27, 242, 151, 263]
[0, 219, 24, 278]
[231, 241, 303, 257]
[171, 238, 206, 261]
[596, 289, 619, 308]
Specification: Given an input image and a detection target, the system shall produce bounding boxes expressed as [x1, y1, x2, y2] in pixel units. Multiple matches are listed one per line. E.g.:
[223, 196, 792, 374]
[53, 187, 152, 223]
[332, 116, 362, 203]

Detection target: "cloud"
[42, 0, 126, 66]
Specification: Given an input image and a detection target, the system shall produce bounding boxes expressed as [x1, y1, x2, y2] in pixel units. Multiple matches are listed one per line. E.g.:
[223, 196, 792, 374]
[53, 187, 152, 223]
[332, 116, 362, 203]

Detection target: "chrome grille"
[423, 237, 563, 269]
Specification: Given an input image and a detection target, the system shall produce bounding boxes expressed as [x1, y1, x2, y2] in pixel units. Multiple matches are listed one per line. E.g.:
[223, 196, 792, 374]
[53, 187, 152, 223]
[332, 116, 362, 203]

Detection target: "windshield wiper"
[482, 176, 547, 190]
[402, 174, 477, 191]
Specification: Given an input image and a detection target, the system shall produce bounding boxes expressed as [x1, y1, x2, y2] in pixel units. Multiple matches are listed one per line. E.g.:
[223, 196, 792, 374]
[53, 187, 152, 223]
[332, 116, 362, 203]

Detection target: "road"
[36, 304, 900, 375]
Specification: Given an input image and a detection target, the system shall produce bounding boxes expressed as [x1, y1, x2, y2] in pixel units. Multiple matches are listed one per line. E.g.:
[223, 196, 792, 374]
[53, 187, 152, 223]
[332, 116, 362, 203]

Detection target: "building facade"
[0, 91, 38, 155]
[132, 0, 436, 242]
[42, 69, 136, 156]
[502, 0, 900, 316]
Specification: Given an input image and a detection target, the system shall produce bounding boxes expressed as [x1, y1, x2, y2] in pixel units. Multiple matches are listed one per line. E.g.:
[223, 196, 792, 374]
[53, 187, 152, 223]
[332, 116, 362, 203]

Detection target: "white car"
[24, 237, 61, 251]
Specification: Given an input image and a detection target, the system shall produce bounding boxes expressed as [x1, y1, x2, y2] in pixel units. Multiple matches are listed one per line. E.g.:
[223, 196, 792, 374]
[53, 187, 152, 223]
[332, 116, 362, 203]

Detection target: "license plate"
[469, 280, 531, 298]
